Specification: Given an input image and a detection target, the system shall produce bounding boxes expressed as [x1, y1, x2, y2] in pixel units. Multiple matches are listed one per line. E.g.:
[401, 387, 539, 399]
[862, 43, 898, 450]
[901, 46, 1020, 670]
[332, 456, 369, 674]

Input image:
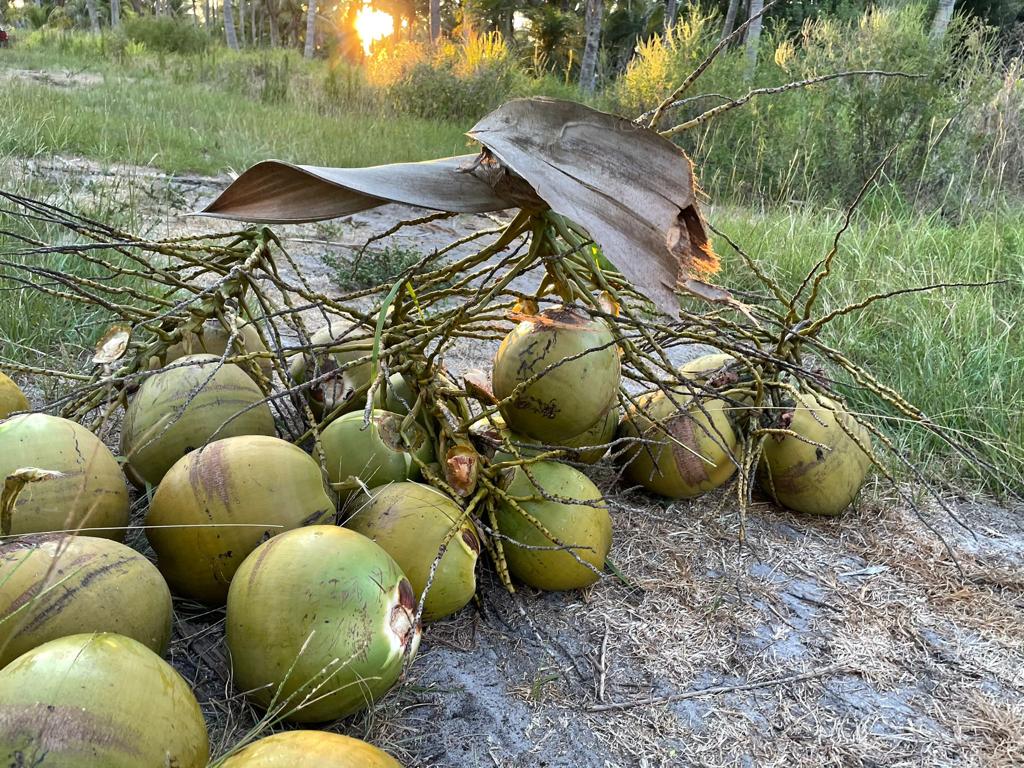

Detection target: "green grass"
[712, 203, 1024, 485]
[0, 48, 470, 175]
[0, 41, 1020, 487]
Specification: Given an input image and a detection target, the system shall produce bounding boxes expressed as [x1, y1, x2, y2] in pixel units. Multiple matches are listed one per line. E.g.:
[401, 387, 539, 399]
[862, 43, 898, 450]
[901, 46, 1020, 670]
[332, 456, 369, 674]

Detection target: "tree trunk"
[267, 0, 279, 46]
[250, 0, 257, 45]
[238, 0, 247, 45]
[722, 0, 741, 40]
[84, 0, 101, 32]
[931, 0, 956, 40]
[204, 0, 210, 30]
[429, 0, 440, 43]
[665, 0, 677, 31]
[110, 0, 120, 28]
[303, 0, 316, 58]
[224, 0, 240, 49]
[744, 0, 763, 81]
[579, 0, 602, 94]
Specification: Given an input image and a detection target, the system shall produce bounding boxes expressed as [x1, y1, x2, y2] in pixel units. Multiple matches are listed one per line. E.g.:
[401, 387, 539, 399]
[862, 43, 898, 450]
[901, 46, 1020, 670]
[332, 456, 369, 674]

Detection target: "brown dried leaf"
[468, 98, 716, 318]
[2, 468, 64, 535]
[463, 369, 496, 404]
[92, 325, 131, 365]
[200, 156, 512, 223]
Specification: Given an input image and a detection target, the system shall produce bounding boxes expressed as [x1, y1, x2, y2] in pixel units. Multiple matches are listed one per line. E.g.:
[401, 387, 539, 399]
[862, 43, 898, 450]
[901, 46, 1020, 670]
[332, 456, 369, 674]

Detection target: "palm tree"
[931, 0, 957, 39]
[303, 0, 317, 58]
[722, 0, 741, 40]
[224, 0, 240, 49]
[580, 0, 603, 93]
[744, 0, 763, 81]
[84, 0, 101, 32]
[111, 0, 120, 28]
[430, 0, 440, 42]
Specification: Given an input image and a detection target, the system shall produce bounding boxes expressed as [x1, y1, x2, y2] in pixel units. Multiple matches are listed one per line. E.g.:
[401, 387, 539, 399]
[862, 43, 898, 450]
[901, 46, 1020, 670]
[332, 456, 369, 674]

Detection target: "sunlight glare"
[354, 4, 394, 56]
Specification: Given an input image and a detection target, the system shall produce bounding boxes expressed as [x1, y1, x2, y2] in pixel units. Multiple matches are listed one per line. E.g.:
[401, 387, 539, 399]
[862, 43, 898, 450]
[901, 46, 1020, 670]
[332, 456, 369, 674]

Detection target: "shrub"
[122, 15, 210, 54]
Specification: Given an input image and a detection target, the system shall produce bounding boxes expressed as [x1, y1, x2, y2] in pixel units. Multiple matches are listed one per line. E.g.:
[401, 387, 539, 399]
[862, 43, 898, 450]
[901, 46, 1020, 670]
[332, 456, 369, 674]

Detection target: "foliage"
[122, 15, 211, 54]
[614, 3, 1023, 206]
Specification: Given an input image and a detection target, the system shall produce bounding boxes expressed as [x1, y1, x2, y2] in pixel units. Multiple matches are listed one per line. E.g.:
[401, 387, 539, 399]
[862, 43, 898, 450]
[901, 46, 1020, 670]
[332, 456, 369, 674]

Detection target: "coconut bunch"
[0, 43, 1016, 761]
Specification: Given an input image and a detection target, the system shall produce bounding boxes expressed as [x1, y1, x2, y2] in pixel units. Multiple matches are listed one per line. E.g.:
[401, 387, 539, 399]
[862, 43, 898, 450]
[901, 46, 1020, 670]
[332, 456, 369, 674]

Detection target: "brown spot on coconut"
[618, 390, 739, 499]
[146, 435, 334, 605]
[0, 633, 208, 768]
[120, 354, 276, 486]
[0, 535, 172, 668]
[221, 730, 402, 767]
[226, 526, 421, 722]
[492, 306, 621, 444]
[758, 392, 872, 516]
[0, 414, 130, 540]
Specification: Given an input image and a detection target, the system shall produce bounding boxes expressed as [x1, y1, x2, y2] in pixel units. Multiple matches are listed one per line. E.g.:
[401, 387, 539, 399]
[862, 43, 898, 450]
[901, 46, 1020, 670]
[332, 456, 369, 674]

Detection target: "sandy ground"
[7, 158, 1024, 767]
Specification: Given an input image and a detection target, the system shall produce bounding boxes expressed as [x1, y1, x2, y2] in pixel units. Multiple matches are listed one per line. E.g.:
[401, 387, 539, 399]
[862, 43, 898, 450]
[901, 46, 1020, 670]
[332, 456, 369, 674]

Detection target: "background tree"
[580, 0, 602, 93]
[745, 0, 764, 80]
[303, 0, 316, 56]
[224, 0, 240, 48]
[932, 0, 958, 38]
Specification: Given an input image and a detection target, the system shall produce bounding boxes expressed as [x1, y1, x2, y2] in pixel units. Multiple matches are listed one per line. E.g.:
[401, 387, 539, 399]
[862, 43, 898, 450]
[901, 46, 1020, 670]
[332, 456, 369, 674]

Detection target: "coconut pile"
[0, 97, 1009, 767]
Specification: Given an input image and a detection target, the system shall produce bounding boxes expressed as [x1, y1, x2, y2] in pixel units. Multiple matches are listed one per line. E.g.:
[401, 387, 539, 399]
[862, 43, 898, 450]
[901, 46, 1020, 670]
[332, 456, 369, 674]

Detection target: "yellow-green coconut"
[0, 373, 29, 419]
[495, 461, 611, 591]
[758, 392, 872, 516]
[221, 731, 402, 768]
[153, 318, 272, 382]
[346, 482, 478, 621]
[0, 414, 130, 539]
[120, 353, 276, 486]
[226, 526, 421, 722]
[618, 390, 739, 499]
[0, 633, 209, 768]
[146, 435, 334, 604]
[492, 307, 620, 443]
[0, 535, 172, 668]
[322, 410, 434, 495]
[289, 320, 373, 421]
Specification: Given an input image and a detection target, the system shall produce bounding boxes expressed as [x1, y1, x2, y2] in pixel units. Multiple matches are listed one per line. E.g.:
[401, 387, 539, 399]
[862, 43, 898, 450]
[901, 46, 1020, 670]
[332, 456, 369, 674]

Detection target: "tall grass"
[713, 202, 1024, 484]
[615, 3, 1023, 209]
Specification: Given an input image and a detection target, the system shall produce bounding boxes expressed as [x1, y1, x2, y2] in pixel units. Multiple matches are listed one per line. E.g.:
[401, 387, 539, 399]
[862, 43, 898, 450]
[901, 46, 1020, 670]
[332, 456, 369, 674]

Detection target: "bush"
[123, 16, 210, 54]
[614, 3, 1018, 207]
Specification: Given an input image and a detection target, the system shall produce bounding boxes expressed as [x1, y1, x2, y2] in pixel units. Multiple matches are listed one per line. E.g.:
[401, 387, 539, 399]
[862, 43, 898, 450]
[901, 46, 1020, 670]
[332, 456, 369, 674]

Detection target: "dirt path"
[10, 160, 1024, 767]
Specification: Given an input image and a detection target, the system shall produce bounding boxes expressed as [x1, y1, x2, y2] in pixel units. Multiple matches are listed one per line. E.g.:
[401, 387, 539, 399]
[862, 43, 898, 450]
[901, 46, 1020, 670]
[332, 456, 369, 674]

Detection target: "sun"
[354, 4, 394, 56]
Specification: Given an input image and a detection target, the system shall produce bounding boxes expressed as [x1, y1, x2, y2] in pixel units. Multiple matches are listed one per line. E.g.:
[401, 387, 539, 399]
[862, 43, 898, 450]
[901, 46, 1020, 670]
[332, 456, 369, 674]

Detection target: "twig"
[588, 661, 850, 712]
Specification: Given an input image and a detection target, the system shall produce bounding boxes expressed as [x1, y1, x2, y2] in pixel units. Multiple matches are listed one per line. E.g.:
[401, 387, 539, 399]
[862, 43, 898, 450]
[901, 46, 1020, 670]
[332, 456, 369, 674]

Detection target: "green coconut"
[0, 633, 208, 768]
[0, 414, 130, 540]
[153, 318, 272, 382]
[226, 525, 421, 722]
[221, 730, 402, 768]
[492, 307, 621, 443]
[146, 435, 334, 604]
[758, 392, 872, 516]
[0, 535, 172, 668]
[346, 482, 478, 622]
[619, 390, 738, 499]
[289, 320, 374, 421]
[120, 353, 276, 486]
[491, 407, 619, 465]
[679, 352, 736, 381]
[495, 461, 611, 591]
[0, 373, 29, 419]
[373, 372, 417, 416]
[322, 410, 434, 496]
